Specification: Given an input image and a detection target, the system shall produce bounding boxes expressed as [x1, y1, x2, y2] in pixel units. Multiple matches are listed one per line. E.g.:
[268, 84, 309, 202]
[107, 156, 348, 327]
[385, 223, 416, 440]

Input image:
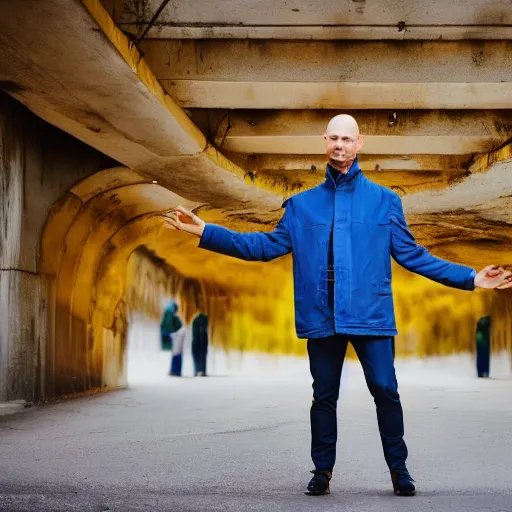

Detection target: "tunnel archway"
[39, 165, 300, 397]
[39, 164, 512, 400]
[40, 166, 196, 396]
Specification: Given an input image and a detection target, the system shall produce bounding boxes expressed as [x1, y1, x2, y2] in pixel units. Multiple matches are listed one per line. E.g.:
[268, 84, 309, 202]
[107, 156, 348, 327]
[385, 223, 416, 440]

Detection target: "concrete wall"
[0, 93, 114, 401]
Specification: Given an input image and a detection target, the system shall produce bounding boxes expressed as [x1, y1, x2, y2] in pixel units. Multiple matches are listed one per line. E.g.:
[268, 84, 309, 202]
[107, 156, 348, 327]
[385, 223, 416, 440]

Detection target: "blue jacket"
[199, 159, 476, 339]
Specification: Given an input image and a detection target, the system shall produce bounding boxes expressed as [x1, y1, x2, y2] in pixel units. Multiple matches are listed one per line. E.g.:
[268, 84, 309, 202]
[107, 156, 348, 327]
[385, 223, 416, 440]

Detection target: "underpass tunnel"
[40, 157, 512, 397]
[40, 167, 304, 392]
[3, 2, 512, 509]
[37, 156, 301, 394]
[2, 89, 512, 403]
[1, 0, 512, 406]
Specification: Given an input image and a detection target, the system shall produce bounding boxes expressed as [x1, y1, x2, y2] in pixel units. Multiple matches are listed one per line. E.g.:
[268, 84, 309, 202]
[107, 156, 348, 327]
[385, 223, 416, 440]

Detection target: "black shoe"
[305, 469, 332, 496]
[391, 469, 416, 496]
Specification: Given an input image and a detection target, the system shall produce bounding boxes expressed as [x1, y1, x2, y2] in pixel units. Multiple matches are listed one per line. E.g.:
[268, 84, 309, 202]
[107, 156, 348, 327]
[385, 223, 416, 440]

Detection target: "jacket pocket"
[373, 279, 392, 296]
[299, 222, 327, 228]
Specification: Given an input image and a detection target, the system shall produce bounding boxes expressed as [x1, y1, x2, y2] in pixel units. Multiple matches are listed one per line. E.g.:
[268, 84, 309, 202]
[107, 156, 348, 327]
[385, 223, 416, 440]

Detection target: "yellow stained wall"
[123, 250, 512, 362]
[41, 194, 512, 400]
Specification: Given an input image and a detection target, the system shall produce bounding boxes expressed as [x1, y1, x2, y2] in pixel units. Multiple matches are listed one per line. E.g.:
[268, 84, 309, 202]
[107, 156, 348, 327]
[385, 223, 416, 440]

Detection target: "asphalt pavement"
[1, 332, 511, 512]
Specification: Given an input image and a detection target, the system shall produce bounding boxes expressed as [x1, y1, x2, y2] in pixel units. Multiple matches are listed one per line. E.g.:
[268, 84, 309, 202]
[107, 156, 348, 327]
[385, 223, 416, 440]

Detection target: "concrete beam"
[141, 40, 512, 83]
[224, 153, 470, 173]
[166, 82, 512, 110]
[225, 136, 501, 155]
[119, 24, 512, 41]
[204, 110, 512, 155]
[0, 0, 205, 166]
[403, 160, 512, 221]
[113, 0, 512, 26]
[0, 0, 282, 210]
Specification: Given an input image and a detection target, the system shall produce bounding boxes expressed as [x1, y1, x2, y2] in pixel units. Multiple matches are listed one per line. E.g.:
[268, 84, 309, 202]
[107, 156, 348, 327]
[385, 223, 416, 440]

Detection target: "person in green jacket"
[160, 301, 182, 351]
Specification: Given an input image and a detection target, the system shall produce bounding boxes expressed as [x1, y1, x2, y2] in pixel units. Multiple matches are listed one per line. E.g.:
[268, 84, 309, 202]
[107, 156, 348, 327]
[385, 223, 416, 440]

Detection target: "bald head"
[326, 114, 360, 138]
[324, 114, 363, 172]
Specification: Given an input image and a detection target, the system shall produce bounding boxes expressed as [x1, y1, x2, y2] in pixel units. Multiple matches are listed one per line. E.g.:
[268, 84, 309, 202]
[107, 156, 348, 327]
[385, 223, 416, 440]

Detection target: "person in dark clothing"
[166, 114, 512, 497]
[160, 301, 187, 376]
[476, 315, 492, 378]
[191, 312, 209, 376]
[160, 301, 182, 351]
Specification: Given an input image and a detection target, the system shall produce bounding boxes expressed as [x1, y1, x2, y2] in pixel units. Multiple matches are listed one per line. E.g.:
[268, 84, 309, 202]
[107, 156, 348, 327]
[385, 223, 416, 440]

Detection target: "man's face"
[324, 131, 363, 165]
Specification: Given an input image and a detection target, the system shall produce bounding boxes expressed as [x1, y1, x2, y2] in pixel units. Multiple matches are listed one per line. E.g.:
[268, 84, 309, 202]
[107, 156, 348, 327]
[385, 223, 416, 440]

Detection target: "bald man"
[168, 115, 512, 497]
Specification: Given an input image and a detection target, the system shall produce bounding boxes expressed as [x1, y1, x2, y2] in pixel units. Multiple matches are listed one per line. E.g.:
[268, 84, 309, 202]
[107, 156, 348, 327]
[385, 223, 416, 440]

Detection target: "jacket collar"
[325, 158, 361, 189]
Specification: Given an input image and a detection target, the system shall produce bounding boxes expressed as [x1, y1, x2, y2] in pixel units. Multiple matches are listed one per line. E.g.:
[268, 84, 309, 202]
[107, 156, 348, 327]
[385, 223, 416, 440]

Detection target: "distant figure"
[169, 324, 187, 377]
[160, 301, 182, 351]
[476, 316, 492, 378]
[160, 301, 186, 376]
[191, 312, 209, 377]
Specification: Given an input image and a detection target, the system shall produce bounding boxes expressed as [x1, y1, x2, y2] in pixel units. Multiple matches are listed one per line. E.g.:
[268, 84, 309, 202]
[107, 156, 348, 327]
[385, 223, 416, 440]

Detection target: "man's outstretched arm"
[389, 194, 512, 290]
[166, 206, 292, 262]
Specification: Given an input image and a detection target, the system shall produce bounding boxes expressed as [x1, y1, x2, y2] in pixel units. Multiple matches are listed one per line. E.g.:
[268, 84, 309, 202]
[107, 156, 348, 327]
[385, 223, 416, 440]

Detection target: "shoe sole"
[305, 488, 330, 496]
[394, 489, 416, 496]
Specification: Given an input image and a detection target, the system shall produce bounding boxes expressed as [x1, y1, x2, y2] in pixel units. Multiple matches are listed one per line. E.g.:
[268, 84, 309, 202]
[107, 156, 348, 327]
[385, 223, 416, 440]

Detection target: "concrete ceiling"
[103, 0, 512, 273]
[111, 0, 512, 28]
[1, 0, 511, 280]
[111, 0, 512, 184]
[110, 0, 512, 242]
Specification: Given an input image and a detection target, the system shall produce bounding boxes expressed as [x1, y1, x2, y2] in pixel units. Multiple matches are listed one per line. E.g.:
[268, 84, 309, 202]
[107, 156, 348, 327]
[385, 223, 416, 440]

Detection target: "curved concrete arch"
[40, 166, 198, 393]
[38, 160, 512, 398]
[39, 164, 286, 394]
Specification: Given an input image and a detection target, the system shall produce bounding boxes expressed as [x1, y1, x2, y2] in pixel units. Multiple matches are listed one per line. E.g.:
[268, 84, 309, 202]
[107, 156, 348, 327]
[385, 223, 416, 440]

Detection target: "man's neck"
[328, 158, 355, 175]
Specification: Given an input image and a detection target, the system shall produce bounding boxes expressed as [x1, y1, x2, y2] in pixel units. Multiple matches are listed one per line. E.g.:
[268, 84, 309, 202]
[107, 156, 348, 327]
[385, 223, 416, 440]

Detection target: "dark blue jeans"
[192, 340, 208, 375]
[170, 353, 183, 376]
[308, 335, 408, 472]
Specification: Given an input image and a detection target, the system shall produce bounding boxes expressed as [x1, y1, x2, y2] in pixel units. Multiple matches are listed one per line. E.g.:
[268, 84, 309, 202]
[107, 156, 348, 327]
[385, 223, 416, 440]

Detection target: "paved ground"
[1, 334, 512, 511]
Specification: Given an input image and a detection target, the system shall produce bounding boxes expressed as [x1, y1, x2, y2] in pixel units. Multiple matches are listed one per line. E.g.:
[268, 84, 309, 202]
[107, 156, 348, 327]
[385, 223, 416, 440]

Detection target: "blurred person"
[167, 114, 512, 497]
[169, 324, 187, 377]
[191, 311, 209, 377]
[476, 315, 492, 378]
[160, 301, 182, 352]
[160, 301, 187, 377]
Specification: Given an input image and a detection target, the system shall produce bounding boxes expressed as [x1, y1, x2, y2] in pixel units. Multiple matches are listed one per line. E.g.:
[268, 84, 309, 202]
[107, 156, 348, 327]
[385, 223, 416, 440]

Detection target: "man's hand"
[166, 206, 205, 238]
[474, 265, 512, 289]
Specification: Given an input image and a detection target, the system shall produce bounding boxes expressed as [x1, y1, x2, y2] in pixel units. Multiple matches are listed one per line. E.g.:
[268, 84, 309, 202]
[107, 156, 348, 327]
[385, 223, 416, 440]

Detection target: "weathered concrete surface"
[0, 94, 115, 401]
[404, 160, 512, 217]
[400, 159, 512, 262]
[219, 135, 501, 156]
[254, 169, 462, 198]
[196, 110, 512, 155]
[118, 24, 512, 40]
[143, 40, 512, 83]
[169, 81, 512, 110]
[171, 80, 512, 110]
[111, 0, 512, 41]
[0, 271, 47, 402]
[0, 0, 282, 211]
[1, 352, 511, 511]
[143, 39, 512, 109]
[0, 0, 204, 162]
[111, 0, 512, 26]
